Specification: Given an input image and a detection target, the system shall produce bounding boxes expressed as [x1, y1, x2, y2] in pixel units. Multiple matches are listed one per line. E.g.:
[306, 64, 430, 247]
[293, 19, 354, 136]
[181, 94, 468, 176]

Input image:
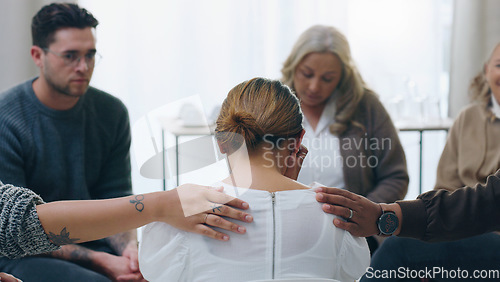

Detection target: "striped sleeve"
[0, 181, 59, 258]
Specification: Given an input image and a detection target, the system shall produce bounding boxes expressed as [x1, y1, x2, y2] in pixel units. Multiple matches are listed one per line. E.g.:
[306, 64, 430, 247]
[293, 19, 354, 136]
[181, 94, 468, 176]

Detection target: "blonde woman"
[139, 78, 370, 281]
[281, 25, 408, 254]
[281, 25, 408, 205]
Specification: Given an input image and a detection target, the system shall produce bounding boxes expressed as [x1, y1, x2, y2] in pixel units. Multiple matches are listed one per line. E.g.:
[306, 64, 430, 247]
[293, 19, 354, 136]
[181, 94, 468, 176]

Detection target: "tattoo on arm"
[107, 230, 136, 255]
[46, 244, 92, 267]
[69, 247, 91, 263]
[130, 194, 145, 212]
[47, 227, 80, 245]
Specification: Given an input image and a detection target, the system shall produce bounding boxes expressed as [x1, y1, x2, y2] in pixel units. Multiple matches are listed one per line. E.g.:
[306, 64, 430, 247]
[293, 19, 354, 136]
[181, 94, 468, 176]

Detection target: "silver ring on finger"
[348, 208, 353, 219]
[203, 213, 209, 224]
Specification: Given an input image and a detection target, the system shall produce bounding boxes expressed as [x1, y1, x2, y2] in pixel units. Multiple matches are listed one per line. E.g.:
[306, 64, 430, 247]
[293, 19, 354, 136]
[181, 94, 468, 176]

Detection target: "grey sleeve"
[0, 181, 59, 259]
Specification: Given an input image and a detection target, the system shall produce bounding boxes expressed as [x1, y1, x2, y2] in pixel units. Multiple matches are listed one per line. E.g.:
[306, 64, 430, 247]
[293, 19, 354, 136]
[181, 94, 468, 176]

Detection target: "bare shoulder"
[279, 177, 311, 191]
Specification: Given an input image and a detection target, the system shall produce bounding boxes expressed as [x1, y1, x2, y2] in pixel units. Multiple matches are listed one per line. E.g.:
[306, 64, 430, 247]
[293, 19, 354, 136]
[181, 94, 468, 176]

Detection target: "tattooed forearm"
[107, 230, 136, 254]
[44, 244, 92, 267]
[130, 194, 145, 212]
[47, 227, 80, 245]
[69, 246, 91, 263]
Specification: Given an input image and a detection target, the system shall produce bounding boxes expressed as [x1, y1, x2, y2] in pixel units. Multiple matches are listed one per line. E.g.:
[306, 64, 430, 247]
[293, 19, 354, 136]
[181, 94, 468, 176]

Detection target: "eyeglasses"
[43, 48, 102, 68]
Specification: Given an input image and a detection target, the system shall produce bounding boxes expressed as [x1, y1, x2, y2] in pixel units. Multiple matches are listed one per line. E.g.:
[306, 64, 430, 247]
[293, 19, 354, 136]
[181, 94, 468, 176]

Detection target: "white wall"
[0, 0, 76, 92]
[0, 0, 452, 199]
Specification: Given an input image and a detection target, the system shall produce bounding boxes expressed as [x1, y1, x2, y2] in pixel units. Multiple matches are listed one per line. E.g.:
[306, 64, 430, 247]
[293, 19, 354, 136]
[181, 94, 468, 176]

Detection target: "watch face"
[378, 212, 399, 235]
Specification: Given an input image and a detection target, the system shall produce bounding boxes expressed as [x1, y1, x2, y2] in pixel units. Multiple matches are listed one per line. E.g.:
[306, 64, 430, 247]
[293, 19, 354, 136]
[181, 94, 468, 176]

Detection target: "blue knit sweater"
[0, 78, 132, 202]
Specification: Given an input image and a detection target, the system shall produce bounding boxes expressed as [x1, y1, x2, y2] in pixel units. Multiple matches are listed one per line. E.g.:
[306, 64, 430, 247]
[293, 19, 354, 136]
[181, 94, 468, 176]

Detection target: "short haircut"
[31, 2, 99, 48]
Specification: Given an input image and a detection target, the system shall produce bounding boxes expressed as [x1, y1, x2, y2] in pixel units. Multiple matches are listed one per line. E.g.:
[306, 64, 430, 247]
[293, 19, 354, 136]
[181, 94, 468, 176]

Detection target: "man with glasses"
[0, 3, 141, 281]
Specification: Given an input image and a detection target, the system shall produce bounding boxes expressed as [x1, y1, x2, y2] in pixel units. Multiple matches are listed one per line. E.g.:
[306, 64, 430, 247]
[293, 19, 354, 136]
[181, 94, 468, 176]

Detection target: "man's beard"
[44, 71, 88, 98]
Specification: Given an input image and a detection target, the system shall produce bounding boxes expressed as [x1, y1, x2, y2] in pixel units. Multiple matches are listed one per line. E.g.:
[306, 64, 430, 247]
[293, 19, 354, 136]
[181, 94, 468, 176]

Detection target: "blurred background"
[1, 0, 499, 200]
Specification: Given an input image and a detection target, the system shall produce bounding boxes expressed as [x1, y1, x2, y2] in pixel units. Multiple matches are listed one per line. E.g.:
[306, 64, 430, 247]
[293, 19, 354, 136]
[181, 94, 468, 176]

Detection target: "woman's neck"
[301, 102, 326, 131]
[222, 150, 308, 192]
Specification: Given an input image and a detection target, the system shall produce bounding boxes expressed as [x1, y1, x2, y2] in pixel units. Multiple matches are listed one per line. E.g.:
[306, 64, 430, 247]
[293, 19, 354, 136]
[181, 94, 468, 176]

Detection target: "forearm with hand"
[36, 185, 251, 246]
[37, 192, 166, 280]
[315, 186, 403, 237]
[36, 191, 174, 245]
[45, 242, 143, 281]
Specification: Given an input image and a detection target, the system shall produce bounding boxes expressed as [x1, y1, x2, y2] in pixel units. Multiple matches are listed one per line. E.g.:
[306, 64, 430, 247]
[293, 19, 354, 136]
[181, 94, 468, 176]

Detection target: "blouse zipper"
[271, 192, 276, 279]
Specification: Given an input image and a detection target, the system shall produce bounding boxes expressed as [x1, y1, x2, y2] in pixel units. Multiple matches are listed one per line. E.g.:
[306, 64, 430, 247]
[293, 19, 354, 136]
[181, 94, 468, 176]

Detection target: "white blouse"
[298, 96, 345, 189]
[491, 95, 500, 119]
[139, 183, 370, 282]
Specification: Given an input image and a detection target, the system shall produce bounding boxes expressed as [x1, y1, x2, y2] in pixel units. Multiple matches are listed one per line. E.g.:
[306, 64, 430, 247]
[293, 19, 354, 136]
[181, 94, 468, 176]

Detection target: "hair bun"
[216, 110, 264, 149]
[215, 77, 303, 153]
[230, 111, 265, 148]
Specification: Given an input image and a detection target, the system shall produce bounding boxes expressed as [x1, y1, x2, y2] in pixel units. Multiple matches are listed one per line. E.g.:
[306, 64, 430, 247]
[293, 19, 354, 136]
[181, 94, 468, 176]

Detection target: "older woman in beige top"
[358, 42, 500, 282]
[435, 42, 500, 191]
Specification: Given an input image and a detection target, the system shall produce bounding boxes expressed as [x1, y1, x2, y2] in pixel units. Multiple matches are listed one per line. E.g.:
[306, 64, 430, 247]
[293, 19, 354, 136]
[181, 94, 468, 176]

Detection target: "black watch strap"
[377, 204, 399, 236]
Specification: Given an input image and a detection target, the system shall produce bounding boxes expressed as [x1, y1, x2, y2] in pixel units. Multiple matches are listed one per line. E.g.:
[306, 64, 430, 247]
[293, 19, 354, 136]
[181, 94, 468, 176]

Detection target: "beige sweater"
[435, 103, 500, 191]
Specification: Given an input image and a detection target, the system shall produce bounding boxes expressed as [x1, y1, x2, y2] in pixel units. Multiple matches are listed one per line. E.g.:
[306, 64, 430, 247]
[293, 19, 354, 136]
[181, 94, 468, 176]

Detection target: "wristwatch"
[377, 205, 399, 236]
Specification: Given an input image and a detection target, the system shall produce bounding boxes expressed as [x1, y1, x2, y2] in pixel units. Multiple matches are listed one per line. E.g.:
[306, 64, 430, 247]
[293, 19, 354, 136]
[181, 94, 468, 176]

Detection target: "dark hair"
[31, 3, 99, 48]
[215, 78, 303, 152]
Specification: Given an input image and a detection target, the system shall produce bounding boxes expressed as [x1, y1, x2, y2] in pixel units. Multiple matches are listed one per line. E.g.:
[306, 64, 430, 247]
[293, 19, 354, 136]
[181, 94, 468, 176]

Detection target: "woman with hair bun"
[139, 78, 370, 282]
